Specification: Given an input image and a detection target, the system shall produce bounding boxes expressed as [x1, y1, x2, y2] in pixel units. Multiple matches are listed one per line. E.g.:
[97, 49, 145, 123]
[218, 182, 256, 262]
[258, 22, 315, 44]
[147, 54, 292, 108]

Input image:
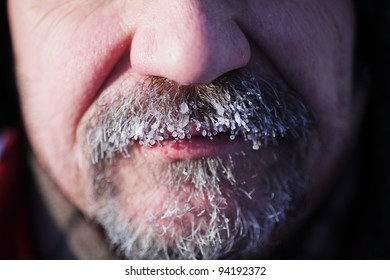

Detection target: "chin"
[86, 139, 310, 259]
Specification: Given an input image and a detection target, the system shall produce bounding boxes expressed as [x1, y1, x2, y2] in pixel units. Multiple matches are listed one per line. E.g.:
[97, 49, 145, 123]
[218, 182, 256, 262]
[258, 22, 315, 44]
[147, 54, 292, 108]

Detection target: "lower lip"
[137, 134, 246, 161]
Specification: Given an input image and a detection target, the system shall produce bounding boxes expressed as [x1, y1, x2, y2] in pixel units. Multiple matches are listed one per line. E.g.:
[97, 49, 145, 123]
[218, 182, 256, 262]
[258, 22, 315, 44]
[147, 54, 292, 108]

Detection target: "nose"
[130, 1, 251, 85]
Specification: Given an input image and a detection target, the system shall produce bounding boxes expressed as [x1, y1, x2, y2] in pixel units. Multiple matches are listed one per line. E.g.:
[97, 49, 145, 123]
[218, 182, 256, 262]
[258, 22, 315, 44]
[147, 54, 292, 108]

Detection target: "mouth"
[138, 132, 248, 161]
[86, 73, 313, 166]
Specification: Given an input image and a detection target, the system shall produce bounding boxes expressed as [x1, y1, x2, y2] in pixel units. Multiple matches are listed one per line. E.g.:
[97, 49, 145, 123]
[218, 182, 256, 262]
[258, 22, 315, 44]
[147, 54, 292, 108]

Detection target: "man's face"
[9, 0, 356, 259]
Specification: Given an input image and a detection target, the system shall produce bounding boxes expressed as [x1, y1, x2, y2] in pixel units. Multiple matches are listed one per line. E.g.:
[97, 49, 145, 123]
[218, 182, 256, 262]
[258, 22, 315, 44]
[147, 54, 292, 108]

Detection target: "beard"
[85, 70, 313, 259]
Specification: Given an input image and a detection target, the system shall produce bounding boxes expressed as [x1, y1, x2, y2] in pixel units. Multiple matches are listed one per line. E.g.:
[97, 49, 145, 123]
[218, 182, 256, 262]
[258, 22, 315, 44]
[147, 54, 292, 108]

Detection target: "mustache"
[86, 70, 313, 164]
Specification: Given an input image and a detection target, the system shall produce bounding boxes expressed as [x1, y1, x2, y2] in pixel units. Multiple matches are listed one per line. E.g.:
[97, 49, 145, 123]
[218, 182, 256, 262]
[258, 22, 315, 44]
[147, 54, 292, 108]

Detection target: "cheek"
[244, 0, 355, 116]
[243, 0, 356, 193]
[11, 4, 134, 209]
[18, 8, 131, 159]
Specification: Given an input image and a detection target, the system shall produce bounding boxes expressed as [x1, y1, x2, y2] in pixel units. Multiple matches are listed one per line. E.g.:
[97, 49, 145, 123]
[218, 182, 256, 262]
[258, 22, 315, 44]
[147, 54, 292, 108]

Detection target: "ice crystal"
[87, 72, 312, 164]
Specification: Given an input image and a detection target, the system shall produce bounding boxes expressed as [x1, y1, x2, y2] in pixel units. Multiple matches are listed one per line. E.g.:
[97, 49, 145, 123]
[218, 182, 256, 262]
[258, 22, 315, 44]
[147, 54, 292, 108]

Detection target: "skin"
[8, 0, 358, 258]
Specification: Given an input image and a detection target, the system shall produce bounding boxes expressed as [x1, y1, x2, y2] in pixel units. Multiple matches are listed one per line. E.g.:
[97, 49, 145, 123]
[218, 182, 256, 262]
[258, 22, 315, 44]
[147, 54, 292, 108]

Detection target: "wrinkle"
[30, 1, 110, 39]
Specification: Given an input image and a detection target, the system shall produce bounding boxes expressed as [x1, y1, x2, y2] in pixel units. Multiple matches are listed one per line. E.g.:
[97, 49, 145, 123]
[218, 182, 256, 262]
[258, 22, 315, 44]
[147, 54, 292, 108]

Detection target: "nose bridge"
[130, 1, 251, 85]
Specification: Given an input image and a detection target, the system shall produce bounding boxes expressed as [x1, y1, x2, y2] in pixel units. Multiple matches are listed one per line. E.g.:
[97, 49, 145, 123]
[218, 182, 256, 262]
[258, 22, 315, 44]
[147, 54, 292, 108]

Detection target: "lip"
[137, 133, 246, 161]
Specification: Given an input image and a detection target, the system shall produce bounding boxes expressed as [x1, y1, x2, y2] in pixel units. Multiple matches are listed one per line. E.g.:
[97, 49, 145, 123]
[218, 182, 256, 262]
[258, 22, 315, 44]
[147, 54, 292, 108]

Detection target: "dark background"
[353, 0, 390, 258]
[1, 2, 19, 128]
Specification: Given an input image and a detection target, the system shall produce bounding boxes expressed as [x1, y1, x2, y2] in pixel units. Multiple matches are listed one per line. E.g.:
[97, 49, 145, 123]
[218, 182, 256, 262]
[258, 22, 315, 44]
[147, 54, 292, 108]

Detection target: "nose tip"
[130, 6, 251, 85]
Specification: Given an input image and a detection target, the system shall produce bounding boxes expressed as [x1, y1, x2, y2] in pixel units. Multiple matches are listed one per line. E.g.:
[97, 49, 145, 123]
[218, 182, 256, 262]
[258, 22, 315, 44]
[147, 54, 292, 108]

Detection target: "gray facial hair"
[86, 70, 313, 259]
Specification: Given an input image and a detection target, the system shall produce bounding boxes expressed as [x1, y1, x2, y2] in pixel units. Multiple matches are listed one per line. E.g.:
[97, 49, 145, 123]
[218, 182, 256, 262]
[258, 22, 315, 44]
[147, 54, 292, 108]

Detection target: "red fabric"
[0, 126, 35, 259]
